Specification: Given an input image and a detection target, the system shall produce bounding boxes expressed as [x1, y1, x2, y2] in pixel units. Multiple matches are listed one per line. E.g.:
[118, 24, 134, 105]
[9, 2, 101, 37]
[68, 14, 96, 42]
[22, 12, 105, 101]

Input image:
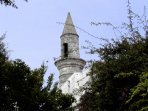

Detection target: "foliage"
[0, 0, 27, 8]
[0, 34, 8, 61]
[0, 36, 75, 111]
[78, 1, 148, 111]
[79, 27, 148, 111]
[126, 72, 148, 111]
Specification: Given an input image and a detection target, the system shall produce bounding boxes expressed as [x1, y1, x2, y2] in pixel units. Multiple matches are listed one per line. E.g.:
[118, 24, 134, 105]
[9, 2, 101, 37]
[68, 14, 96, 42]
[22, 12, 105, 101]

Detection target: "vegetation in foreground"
[78, 1, 148, 111]
[0, 35, 75, 111]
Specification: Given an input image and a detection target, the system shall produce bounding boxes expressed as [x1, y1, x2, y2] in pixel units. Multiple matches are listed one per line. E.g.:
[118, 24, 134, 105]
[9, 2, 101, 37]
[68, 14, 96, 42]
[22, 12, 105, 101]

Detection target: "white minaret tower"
[55, 13, 86, 88]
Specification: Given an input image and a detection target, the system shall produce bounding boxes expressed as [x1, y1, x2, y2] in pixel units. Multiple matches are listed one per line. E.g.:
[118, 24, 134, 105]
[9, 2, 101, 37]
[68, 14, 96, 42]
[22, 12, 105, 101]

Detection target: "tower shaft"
[55, 13, 86, 87]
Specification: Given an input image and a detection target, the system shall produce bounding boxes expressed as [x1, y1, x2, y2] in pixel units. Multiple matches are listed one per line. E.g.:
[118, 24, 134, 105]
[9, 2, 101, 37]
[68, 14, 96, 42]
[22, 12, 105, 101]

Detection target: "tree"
[0, 36, 75, 111]
[0, 34, 8, 61]
[79, 25, 148, 111]
[78, 1, 148, 111]
[0, 0, 27, 8]
[126, 72, 148, 111]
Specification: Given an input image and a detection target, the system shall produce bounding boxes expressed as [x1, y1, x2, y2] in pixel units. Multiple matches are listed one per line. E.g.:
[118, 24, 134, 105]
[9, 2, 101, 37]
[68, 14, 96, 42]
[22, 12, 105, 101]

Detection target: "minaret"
[55, 13, 86, 87]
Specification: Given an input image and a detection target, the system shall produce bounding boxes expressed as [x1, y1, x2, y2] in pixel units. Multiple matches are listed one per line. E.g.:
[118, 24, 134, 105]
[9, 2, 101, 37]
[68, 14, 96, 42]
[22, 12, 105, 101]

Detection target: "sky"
[0, 0, 148, 83]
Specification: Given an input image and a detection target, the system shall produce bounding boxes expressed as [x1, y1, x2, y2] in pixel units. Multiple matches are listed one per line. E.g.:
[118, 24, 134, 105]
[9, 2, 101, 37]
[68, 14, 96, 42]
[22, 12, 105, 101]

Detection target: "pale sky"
[0, 0, 147, 83]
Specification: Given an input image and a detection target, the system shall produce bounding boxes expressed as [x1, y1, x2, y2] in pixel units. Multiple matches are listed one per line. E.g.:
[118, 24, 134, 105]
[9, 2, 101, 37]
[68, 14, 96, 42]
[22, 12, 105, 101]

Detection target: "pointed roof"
[62, 12, 77, 35]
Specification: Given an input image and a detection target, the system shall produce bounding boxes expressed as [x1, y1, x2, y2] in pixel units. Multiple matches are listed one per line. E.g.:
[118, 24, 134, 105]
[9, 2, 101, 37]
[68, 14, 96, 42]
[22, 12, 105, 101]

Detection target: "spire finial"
[62, 12, 77, 35]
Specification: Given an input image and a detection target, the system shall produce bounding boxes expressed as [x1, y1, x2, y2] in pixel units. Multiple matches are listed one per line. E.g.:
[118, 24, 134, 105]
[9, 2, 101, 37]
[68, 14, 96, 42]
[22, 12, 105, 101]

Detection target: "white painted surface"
[60, 69, 90, 104]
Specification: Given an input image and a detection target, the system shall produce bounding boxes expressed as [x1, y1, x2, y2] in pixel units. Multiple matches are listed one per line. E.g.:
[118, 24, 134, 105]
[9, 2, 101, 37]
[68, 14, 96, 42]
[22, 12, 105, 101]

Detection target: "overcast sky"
[0, 0, 147, 83]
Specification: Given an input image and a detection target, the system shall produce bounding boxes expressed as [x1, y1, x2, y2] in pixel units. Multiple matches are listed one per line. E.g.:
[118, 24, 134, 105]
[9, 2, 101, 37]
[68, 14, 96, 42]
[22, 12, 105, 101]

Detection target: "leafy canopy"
[78, 1, 148, 111]
[0, 0, 27, 8]
[0, 35, 75, 111]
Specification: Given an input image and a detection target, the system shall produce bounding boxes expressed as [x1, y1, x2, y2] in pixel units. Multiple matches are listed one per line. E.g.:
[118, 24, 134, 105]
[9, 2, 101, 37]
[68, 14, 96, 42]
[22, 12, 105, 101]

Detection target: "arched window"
[63, 43, 68, 57]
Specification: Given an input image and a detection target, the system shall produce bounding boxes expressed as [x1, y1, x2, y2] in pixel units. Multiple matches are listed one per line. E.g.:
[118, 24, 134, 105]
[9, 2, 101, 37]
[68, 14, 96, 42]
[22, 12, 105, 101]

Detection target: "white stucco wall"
[60, 69, 90, 104]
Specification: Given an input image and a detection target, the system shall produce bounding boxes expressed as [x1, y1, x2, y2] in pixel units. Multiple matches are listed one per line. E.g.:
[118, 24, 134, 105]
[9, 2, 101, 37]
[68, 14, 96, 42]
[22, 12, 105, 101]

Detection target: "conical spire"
[62, 12, 77, 35]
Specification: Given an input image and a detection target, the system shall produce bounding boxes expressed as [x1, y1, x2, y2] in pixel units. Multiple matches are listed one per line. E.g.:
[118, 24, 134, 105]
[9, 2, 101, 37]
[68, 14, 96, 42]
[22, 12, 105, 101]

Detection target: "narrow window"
[68, 80, 70, 92]
[63, 43, 68, 57]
